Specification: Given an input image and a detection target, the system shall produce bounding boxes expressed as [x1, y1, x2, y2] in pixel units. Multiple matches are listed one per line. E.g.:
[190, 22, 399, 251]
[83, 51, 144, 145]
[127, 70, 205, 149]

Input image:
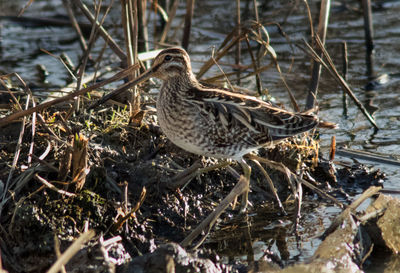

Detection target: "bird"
[97, 47, 319, 211]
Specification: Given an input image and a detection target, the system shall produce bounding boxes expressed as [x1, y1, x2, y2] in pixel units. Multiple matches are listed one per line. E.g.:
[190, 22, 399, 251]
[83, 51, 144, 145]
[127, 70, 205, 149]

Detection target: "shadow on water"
[1, 0, 400, 271]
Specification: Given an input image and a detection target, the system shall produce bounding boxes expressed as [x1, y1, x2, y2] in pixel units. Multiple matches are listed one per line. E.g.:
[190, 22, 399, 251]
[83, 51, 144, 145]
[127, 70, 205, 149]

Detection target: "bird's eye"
[164, 55, 172, 61]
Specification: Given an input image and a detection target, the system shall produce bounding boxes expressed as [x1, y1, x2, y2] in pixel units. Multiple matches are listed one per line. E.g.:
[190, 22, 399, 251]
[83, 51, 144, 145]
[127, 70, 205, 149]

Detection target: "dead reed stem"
[251, 159, 286, 214]
[252, 0, 263, 94]
[197, 34, 241, 78]
[54, 234, 67, 273]
[63, 0, 88, 54]
[73, 0, 127, 61]
[341, 41, 348, 116]
[235, 0, 241, 85]
[182, 0, 195, 50]
[336, 147, 400, 167]
[17, 0, 34, 16]
[121, 0, 141, 115]
[305, 0, 331, 110]
[74, 0, 103, 112]
[362, 0, 375, 78]
[138, 0, 149, 53]
[302, 36, 378, 130]
[159, 0, 179, 46]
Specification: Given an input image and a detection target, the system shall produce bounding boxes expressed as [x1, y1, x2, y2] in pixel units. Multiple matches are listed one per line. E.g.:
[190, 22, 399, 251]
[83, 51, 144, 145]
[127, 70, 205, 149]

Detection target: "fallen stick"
[336, 147, 400, 166]
[181, 175, 249, 249]
[47, 230, 95, 273]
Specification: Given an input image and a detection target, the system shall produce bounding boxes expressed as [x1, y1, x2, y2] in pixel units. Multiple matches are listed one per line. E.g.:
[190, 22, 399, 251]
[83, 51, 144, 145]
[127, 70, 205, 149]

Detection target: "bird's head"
[150, 47, 195, 81]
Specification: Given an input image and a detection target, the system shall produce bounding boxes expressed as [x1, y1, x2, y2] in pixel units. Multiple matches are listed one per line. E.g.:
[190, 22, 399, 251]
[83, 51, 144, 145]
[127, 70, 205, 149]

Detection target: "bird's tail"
[317, 120, 338, 129]
[300, 107, 338, 129]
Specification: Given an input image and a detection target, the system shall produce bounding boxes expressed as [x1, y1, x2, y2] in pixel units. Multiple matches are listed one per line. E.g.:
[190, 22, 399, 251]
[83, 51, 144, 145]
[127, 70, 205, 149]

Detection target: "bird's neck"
[161, 73, 198, 97]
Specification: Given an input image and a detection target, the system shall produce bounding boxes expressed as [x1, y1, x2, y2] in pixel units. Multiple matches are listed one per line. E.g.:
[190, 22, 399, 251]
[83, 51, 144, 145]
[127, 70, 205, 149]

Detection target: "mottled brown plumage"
[150, 48, 318, 160]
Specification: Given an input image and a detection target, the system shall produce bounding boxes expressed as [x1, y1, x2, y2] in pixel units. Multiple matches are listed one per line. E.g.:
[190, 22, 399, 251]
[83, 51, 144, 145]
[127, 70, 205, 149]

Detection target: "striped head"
[150, 47, 195, 81]
[93, 47, 196, 106]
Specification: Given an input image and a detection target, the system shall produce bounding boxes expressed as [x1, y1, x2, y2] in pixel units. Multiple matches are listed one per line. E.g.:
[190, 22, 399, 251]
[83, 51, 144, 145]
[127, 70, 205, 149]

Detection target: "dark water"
[1, 0, 399, 269]
[186, 0, 400, 189]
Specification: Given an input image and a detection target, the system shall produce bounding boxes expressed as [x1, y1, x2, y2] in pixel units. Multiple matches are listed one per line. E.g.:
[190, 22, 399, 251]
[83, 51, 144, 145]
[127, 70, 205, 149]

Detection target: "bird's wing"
[187, 84, 318, 140]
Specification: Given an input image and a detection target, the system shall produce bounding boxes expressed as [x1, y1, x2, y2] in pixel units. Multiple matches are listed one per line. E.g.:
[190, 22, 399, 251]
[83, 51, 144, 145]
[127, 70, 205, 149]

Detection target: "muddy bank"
[0, 113, 390, 272]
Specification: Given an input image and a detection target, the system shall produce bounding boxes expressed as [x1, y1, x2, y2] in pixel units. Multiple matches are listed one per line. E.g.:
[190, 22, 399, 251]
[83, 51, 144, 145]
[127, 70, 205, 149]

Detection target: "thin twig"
[54, 234, 67, 273]
[73, 0, 103, 113]
[47, 230, 95, 273]
[2, 95, 29, 203]
[0, 77, 22, 111]
[203, 62, 274, 85]
[8, 184, 46, 235]
[250, 24, 300, 111]
[40, 49, 77, 80]
[181, 175, 248, 249]
[34, 174, 76, 197]
[18, 0, 34, 16]
[314, 35, 378, 129]
[245, 37, 263, 94]
[211, 48, 234, 91]
[197, 34, 241, 78]
[252, 0, 264, 94]
[10, 73, 37, 167]
[246, 154, 344, 208]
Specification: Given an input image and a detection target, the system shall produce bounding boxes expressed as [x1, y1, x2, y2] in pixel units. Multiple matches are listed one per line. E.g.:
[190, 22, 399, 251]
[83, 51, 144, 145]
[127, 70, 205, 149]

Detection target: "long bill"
[89, 67, 155, 109]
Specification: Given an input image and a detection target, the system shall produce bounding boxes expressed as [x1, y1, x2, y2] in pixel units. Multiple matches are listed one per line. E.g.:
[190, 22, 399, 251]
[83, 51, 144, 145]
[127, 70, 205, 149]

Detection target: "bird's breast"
[156, 88, 198, 144]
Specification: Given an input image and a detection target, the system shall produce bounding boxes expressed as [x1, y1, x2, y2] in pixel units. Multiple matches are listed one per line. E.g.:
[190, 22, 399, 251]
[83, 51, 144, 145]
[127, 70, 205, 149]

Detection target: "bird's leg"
[169, 160, 203, 185]
[167, 160, 232, 189]
[246, 154, 301, 230]
[239, 159, 251, 213]
[181, 174, 249, 249]
[246, 154, 298, 194]
[251, 159, 287, 215]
